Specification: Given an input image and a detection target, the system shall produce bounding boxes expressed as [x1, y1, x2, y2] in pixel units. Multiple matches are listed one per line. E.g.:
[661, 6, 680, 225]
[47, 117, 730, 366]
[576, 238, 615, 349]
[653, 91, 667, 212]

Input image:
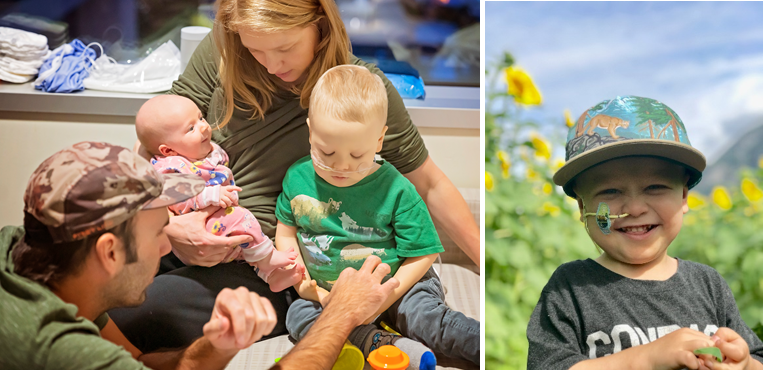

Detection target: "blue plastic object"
[35, 39, 94, 93]
[386, 73, 426, 100]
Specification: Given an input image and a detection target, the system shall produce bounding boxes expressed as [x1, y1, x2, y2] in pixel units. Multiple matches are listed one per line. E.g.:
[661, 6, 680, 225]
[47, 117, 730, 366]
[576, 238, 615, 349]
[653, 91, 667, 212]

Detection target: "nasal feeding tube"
[310, 148, 375, 175]
[582, 201, 629, 235]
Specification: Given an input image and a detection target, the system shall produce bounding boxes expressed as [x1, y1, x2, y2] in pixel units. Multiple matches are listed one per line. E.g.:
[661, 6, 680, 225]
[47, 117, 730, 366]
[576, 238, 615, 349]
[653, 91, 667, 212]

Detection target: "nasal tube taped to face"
[583, 201, 629, 235]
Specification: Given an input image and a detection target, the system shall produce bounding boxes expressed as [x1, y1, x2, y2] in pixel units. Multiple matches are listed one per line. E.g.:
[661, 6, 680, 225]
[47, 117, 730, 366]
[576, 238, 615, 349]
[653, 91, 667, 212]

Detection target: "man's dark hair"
[12, 212, 137, 288]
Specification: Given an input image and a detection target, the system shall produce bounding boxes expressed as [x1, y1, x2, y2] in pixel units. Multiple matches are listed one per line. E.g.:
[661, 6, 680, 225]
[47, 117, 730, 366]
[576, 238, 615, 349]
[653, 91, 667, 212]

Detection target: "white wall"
[0, 112, 479, 228]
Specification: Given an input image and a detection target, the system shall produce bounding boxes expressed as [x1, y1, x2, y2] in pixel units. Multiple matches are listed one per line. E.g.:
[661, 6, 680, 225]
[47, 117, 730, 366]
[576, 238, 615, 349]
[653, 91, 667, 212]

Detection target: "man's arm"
[102, 288, 276, 370]
[273, 256, 399, 370]
[404, 156, 480, 267]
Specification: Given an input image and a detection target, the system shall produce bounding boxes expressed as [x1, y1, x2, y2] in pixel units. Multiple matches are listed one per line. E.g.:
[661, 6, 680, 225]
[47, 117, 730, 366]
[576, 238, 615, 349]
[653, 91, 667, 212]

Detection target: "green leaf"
[693, 347, 722, 362]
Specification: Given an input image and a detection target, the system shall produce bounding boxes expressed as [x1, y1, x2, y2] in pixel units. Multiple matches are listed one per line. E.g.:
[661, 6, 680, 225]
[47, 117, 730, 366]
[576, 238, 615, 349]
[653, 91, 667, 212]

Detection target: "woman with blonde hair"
[108, 0, 479, 362]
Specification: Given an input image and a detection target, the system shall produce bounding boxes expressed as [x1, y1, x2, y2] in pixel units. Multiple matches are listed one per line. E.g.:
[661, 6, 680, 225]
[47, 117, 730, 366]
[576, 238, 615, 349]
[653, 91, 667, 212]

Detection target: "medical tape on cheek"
[582, 201, 629, 235]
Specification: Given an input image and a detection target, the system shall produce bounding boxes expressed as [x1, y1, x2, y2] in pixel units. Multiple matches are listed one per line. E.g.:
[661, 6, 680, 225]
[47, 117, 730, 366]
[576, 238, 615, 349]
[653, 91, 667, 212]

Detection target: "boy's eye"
[321, 150, 334, 157]
[351, 154, 363, 159]
[646, 184, 669, 191]
[598, 189, 619, 196]
[188, 126, 194, 132]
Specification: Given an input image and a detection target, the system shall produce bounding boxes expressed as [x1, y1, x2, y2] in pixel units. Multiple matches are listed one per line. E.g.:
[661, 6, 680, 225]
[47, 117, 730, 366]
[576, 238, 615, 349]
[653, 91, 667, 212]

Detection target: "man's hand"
[164, 207, 254, 266]
[323, 255, 400, 328]
[706, 327, 763, 370]
[219, 186, 241, 208]
[203, 287, 277, 352]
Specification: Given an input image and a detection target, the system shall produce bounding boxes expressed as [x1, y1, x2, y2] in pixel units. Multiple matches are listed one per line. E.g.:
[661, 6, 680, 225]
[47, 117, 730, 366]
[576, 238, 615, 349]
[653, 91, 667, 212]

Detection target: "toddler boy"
[528, 96, 763, 369]
[275, 65, 480, 367]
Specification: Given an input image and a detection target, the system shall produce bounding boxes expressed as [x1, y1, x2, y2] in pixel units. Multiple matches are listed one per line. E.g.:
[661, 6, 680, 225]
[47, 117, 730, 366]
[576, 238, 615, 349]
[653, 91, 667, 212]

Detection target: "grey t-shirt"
[527, 258, 763, 370]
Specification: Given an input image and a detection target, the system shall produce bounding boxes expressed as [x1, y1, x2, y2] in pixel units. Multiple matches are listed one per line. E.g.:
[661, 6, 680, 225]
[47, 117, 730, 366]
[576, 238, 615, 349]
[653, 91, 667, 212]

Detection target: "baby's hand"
[707, 327, 758, 370]
[219, 186, 241, 208]
[640, 328, 716, 370]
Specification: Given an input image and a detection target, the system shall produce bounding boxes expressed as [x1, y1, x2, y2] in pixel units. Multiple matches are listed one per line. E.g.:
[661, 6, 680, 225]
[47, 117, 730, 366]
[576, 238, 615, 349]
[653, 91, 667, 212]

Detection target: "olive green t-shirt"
[0, 226, 148, 369]
[275, 157, 444, 291]
[168, 34, 429, 238]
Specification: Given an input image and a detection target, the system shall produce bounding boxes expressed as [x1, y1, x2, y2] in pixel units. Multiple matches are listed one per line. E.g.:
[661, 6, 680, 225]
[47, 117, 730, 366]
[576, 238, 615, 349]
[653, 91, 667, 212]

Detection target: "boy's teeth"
[622, 226, 650, 233]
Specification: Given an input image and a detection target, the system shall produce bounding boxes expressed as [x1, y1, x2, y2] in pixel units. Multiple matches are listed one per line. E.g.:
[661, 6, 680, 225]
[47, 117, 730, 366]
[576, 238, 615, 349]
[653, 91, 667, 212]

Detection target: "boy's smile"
[575, 156, 689, 279]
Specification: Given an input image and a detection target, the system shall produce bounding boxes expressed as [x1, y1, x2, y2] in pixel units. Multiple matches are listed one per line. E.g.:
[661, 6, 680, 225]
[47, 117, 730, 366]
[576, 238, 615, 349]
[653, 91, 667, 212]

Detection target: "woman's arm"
[101, 287, 277, 370]
[404, 156, 480, 267]
[164, 207, 253, 266]
[362, 254, 438, 325]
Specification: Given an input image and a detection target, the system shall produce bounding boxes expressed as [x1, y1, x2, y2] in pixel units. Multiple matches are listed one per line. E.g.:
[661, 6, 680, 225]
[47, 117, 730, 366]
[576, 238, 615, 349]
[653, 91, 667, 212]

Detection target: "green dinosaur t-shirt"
[275, 157, 443, 291]
[0, 226, 148, 369]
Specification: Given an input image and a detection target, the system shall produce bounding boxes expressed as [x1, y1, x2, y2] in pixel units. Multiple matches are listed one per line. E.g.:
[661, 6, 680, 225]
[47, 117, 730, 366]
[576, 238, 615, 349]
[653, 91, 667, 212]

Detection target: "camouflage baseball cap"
[24, 141, 206, 243]
[553, 96, 706, 198]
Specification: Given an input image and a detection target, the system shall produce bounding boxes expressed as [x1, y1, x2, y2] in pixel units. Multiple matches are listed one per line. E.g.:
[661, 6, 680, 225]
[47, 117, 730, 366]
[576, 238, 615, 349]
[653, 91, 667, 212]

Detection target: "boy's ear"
[306, 118, 313, 144]
[576, 197, 585, 222]
[681, 185, 689, 214]
[158, 144, 176, 157]
[376, 126, 388, 153]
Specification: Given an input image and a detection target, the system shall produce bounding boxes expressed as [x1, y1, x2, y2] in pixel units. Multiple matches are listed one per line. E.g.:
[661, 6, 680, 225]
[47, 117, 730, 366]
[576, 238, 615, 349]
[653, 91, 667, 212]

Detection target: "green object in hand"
[694, 347, 722, 362]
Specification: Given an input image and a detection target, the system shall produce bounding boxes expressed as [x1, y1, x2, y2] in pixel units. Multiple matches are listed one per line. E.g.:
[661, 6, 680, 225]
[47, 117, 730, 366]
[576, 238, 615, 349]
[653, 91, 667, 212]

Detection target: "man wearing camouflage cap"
[0, 142, 399, 369]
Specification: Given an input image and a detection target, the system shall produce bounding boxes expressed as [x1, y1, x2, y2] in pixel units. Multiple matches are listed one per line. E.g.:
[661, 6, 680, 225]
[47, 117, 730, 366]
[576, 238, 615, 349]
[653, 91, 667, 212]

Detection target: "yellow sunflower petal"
[497, 150, 511, 178]
[687, 192, 706, 210]
[564, 109, 574, 128]
[712, 186, 732, 210]
[741, 178, 763, 202]
[505, 66, 542, 105]
[530, 134, 551, 161]
[486, 171, 494, 191]
[542, 182, 553, 195]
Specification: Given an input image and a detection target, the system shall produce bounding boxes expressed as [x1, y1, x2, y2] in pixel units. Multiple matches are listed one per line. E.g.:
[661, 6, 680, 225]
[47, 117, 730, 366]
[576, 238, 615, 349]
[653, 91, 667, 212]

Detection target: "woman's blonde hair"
[214, 0, 350, 128]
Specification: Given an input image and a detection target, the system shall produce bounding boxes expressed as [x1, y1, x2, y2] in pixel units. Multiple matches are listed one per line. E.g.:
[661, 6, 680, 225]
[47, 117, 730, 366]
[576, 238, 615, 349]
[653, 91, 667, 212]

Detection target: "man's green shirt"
[276, 157, 444, 291]
[0, 226, 147, 369]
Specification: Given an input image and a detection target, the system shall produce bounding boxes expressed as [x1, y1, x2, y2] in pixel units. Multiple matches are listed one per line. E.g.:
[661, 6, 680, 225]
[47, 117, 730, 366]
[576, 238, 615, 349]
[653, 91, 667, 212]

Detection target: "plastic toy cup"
[367, 345, 410, 370]
[332, 342, 364, 370]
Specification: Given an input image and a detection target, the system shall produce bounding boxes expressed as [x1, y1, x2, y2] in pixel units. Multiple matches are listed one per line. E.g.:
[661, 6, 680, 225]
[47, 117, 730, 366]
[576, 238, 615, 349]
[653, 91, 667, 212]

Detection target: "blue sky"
[486, 1, 763, 162]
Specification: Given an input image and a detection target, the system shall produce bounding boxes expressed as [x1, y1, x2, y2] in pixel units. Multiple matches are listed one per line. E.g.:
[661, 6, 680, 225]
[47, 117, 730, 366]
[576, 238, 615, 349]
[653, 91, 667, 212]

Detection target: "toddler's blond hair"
[309, 65, 388, 128]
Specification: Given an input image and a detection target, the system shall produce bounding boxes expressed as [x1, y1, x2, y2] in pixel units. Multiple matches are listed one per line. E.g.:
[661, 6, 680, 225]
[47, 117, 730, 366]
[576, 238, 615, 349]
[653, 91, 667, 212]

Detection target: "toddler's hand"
[219, 186, 241, 208]
[640, 328, 717, 370]
[706, 327, 758, 370]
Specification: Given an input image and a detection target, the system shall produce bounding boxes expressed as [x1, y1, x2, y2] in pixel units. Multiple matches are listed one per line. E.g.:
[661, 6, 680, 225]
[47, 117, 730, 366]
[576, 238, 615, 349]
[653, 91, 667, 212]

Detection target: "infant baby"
[135, 95, 302, 292]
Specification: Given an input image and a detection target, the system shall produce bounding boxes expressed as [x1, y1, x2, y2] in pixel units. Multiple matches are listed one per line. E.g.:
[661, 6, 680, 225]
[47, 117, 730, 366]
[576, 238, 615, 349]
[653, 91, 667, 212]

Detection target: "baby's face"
[308, 110, 386, 188]
[160, 99, 213, 161]
[574, 157, 689, 269]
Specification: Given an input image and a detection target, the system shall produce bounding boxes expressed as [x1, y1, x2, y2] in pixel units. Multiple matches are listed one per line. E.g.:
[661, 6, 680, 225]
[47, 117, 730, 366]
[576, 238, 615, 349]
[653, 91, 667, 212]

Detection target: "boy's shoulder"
[545, 258, 728, 294]
[284, 155, 313, 175]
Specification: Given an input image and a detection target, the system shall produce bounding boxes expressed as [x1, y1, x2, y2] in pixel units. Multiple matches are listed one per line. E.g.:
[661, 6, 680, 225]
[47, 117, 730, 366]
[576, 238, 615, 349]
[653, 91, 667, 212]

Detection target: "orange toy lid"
[367, 345, 410, 370]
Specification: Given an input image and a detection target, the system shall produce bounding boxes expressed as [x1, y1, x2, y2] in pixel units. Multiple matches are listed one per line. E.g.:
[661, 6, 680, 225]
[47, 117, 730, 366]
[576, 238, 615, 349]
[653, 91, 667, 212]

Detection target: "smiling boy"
[527, 96, 763, 370]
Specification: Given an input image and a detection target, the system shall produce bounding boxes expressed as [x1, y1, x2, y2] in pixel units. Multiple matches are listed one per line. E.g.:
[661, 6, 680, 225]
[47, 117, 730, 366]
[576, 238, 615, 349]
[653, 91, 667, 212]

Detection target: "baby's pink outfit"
[151, 143, 274, 272]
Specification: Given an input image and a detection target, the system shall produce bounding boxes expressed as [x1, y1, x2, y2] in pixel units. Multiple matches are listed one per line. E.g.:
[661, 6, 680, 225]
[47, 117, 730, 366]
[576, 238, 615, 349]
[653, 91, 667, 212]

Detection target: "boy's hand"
[317, 286, 330, 308]
[641, 328, 717, 370]
[707, 327, 761, 370]
[219, 186, 241, 208]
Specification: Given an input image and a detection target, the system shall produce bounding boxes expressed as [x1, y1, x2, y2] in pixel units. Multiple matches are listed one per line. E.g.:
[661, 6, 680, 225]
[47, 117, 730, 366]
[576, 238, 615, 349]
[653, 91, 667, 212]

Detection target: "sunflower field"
[485, 52, 763, 370]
